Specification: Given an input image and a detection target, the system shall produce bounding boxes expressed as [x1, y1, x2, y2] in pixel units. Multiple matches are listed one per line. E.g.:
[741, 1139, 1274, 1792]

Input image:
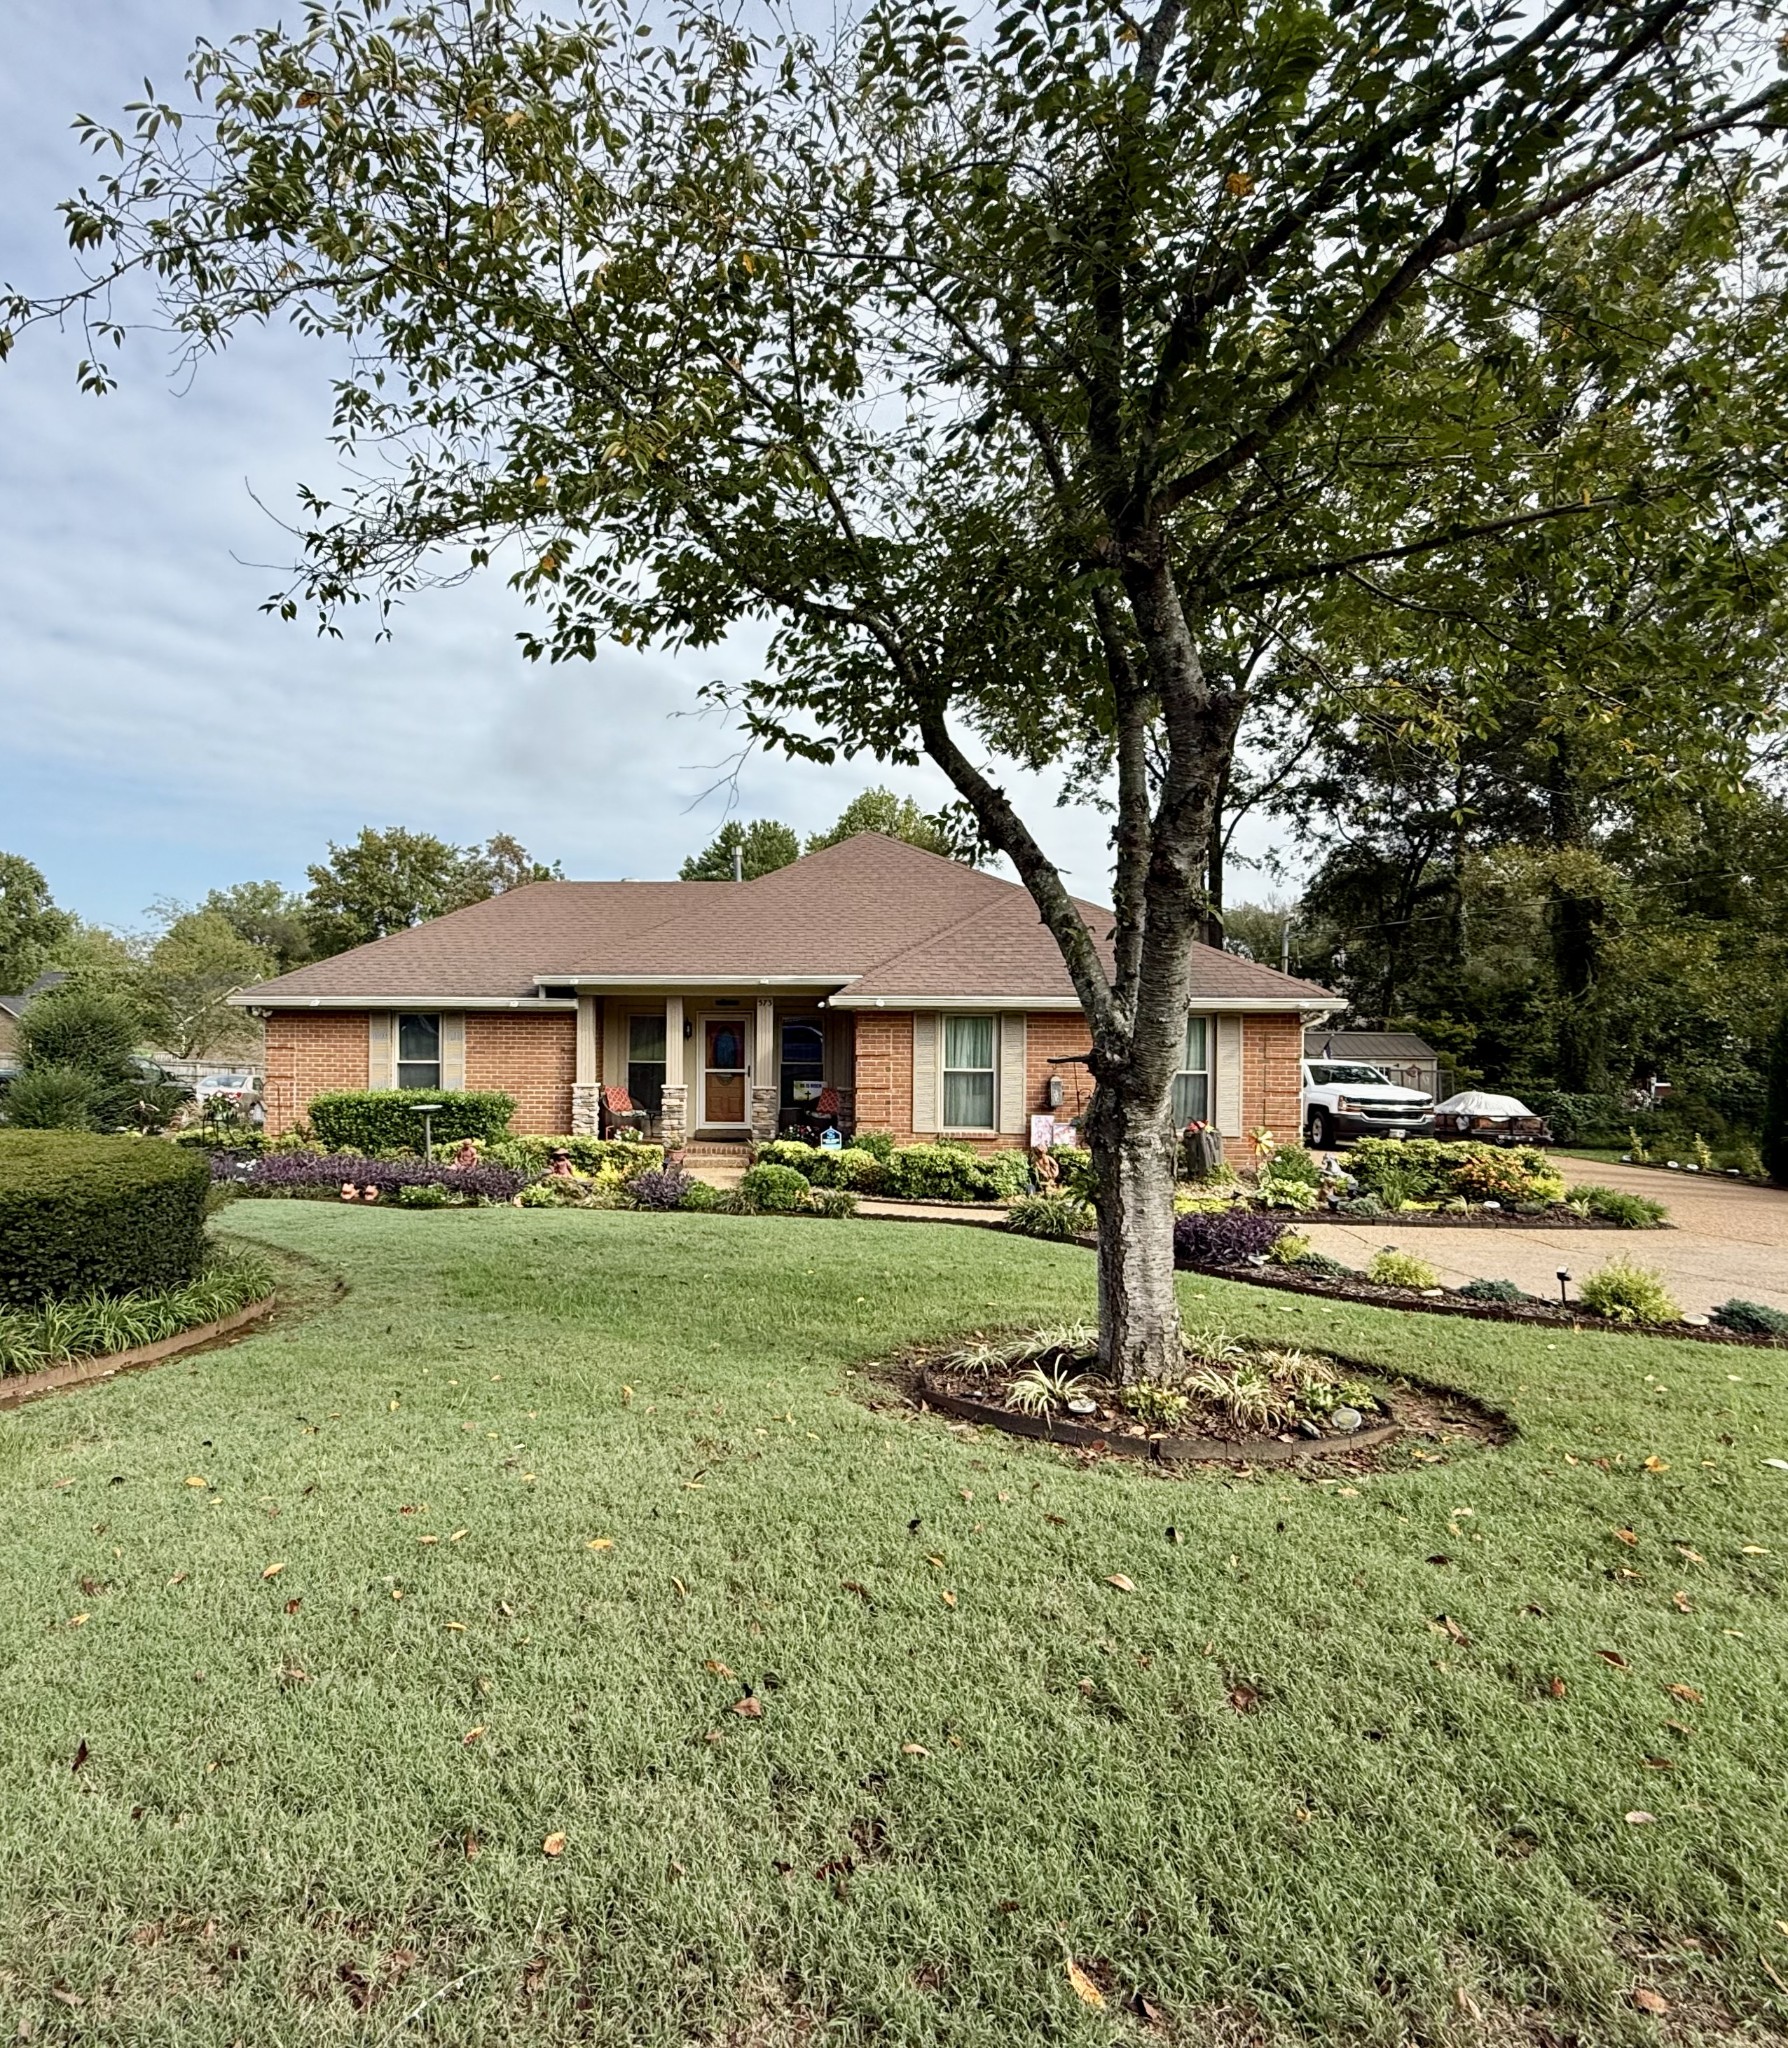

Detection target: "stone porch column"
[661, 995, 687, 1149]
[751, 996, 778, 1143]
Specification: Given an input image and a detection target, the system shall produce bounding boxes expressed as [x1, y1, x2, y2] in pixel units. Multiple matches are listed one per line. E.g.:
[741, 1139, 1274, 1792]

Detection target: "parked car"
[1430, 1090, 1553, 1145]
[1301, 1059, 1434, 1150]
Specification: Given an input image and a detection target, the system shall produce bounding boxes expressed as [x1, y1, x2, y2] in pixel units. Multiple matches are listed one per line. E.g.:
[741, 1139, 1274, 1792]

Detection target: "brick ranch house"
[233, 834, 1339, 1151]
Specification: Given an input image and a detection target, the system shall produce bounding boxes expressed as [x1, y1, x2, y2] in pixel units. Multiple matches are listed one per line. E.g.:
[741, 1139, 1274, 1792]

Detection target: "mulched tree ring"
[898, 1352, 1508, 1474]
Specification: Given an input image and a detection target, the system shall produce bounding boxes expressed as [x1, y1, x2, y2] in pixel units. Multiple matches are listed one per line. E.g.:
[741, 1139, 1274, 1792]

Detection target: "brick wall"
[466, 1012, 577, 1134]
[850, 1010, 913, 1137]
[1025, 1014, 1095, 1130]
[263, 1011, 369, 1135]
[1241, 1012, 1304, 1142]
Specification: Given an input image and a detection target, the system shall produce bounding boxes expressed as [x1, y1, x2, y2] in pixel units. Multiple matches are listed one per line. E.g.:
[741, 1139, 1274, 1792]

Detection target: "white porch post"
[661, 994, 687, 1148]
[571, 994, 600, 1135]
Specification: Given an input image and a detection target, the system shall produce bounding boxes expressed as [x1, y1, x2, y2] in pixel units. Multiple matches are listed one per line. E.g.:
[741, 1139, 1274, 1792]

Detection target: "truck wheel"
[1306, 1108, 1333, 1150]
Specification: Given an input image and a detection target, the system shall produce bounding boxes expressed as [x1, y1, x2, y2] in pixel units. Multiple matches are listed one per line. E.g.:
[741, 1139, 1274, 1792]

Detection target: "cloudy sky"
[0, 1, 1291, 933]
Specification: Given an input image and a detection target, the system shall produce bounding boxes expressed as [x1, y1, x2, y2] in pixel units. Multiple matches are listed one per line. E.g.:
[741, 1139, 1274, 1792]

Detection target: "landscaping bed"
[1180, 1253, 1788, 1348]
[906, 1332, 1507, 1472]
[1295, 1205, 1652, 1229]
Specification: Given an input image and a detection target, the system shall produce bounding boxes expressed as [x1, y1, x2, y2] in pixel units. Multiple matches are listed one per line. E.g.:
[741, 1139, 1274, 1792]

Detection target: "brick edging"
[0, 1296, 277, 1410]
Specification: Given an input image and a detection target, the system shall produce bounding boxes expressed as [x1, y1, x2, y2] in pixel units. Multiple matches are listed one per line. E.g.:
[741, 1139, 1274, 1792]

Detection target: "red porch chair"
[599, 1083, 651, 1140]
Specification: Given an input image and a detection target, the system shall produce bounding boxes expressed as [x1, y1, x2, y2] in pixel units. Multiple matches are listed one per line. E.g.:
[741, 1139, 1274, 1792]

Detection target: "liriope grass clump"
[0, 1246, 274, 1374]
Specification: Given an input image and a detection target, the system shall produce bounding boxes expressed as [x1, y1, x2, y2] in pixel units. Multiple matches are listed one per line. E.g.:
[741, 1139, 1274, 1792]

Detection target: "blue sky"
[0, 1, 1289, 932]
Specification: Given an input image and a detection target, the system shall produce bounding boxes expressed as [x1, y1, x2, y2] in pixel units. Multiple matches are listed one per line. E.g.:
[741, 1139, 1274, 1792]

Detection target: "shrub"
[1264, 1143, 1322, 1188]
[883, 1143, 993, 1203]
[3, 1065, 98, 1131]
[1724, 1139, 1766, 1180]
[16, 986, 140, 1075]
[679, 1179, 722, 1212]
[1006, 1193, 1094, 1240]
[1710, 1297, 1788, 1337]
[1049, 1146, 1096, 1200]
[753, 1139, 825, 1176]
[978, 1149, 1034, 1200]
[1578, 1259, 1680, 1325]
[850, 1128, 896, 1162]
[1349, 1137, 1563, 1209]
[1173, 1208, 1287, 1268]
[1266, 1231, 1311, 1266]
[308, 1089, 515, 1153]
[739, 1162, 811, 1213]
[486, 1135, 661, 1178]
[1289, 1249, 1353, 1278]
[1258, 1172, 1319, 1212]
[0, 1246, 275, 1375]
[224, 1150, 523, 1205]
[808, 1187, 858, 1219]
[753, 1139, 885, 1192]
[1458, 1277, 1528, 1303]
[0, 1131, 211, 1306]
[1765, 1009, 1788, 1183]
[1529, 1089, 1624, 1146]
[394, 1181, 451, 1209]
[1339, 1194, 1386, 1218]
[1447, 1143, 1564, 1206]
[625, 1166, 693, 1211]
[1116, 1380, 1190, 1428]
[1367, 1248, 1440, 1290]
[1568, 1183, 1667, 1229]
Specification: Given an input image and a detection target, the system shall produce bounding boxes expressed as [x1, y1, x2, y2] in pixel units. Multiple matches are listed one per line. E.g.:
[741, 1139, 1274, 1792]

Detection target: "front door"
[700, 1015, 749, 1128]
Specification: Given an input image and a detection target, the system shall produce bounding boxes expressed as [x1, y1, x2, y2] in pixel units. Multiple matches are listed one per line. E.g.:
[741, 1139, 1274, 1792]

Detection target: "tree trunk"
[1084, 1078, 1182, 1382]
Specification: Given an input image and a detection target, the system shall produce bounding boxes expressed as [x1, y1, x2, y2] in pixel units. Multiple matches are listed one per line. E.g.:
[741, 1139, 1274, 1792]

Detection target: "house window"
[397, 1013, 442, 1092]
[1172, 1015, 1210, 1126]
[627, 1014, 666, 1118]
[780, 1018, 826, 1108]
[943, 1015, 996, 1129]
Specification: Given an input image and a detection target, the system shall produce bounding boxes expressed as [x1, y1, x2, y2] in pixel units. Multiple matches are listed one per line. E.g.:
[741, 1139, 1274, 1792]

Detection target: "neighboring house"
[0, 972, 67, 1077]
[232, 835, 1340, 1148]
[1302, 1027, 1444, 1100]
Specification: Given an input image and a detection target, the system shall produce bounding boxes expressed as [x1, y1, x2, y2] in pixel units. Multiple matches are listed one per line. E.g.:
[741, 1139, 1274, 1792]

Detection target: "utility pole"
[1280, 917, 1293, 976]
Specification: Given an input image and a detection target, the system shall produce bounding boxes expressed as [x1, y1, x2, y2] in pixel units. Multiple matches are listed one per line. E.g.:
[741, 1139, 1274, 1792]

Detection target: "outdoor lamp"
[410, 1103, 445, 1162]
[1556, 1268, 1571, 1303]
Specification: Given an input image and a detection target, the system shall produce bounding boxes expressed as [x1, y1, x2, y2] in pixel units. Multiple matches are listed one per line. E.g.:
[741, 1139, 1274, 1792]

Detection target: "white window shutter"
[441, 1013, 466, 1091]
[998, 1014, 1027, 1134]
[911, 1014, 939, 1132]
[1215, 1015, 1244, 1137]
[368, 1013, 396, 1091]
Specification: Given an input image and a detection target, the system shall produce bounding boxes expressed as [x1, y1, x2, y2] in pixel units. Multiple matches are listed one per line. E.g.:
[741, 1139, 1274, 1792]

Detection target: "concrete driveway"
[1312, 1157, 1788, 1315]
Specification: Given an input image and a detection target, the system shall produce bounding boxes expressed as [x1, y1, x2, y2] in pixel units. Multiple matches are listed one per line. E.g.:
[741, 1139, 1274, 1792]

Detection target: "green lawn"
[0, 1206, 1784, 2045]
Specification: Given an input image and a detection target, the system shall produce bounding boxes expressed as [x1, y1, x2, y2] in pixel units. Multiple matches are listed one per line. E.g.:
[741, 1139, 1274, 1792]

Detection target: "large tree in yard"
[11, 0, 1786, 1375]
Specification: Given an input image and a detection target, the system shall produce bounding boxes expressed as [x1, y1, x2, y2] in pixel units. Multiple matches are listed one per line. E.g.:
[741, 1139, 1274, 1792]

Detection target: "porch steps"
[678, 1137, 753, 1189]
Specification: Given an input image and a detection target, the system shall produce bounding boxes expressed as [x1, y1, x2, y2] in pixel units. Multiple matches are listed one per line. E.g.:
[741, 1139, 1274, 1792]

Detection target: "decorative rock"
[1329, 1405, 1365, 1434]
[1483, 1199, 1502, 1211]
[1680, 1314, 1710, 1328]
[1066, 1397, 1099, 1417]
[1296, 1417, 1324, 1439]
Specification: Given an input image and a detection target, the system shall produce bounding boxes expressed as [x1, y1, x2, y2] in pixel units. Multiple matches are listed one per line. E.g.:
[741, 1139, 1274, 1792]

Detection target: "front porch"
[557, 987, 855, 1150]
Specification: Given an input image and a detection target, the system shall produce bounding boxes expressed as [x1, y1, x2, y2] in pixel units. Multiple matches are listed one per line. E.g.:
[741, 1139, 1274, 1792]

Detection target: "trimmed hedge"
[307, 1090, 515, 1153]
[0, 1132, 210, 1306]
[485, 1135, 661, 1178]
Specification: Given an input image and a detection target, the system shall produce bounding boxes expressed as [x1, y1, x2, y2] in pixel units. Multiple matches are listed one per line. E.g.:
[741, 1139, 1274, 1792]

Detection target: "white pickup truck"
[1301, 1058, 1435, 1150]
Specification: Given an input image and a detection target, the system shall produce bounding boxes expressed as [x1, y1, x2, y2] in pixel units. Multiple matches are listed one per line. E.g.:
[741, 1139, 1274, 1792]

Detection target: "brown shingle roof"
[238, 833, 1336, 1009]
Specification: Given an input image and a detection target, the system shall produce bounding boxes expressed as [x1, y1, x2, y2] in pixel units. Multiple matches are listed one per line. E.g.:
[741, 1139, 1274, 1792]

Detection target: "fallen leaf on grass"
[284, 1597, 301, 1615]
[585, 1538, 614, 1552]
[464, 1833, 480, 1861]
[840, 1579, 873, 1603]
[70, 1739, 89, 1774]
[1430, 1615, 1471, 1648]
[1740, 1544, 1767, 1555]
[1665, 1683, 1703, 1705]
[704, 1659, 735, 1677]
[1675, 1546, 1705, 1564]
[1624, 1810, 1657, 1825]
[261, 1563, 285, 1580]
[184, 1476, 207, 1489]
[940, 1590, 957, 1608]
[1067, 1960, 1105, 2009]
[417, 1535, 439, 1546]
[1615, 1529, 1639, 1546]
[901, 1743, 930, 1757]
[1671, 1591, 1692, 1613]
[1227, 1683, 1261, 1714]
[444, 1621, 466, 1632]
[449, 1529, 467, 1542]
[1106, 1575, 1136, 1594]
[1642, 1756, 1675, 1770]
[462, 1726, 486, 1745]
[1643, 1457, 1669, 1473]
[1597, 1650, 1629, 1669]
[68, 1613, 89, 1629]
[731, 1696, 764, 1720]
[1664, 1718, 1694, 1736]
[1549, 1678, 1567, 1699]
[167, 1573, 187, 1588]
[1633, 1987, 1669, 2014]
[542, 1832, 566, 1857]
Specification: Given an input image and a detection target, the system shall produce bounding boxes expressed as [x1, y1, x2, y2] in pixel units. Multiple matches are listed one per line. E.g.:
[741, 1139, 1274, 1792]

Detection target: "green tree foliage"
[17, 984, 140, 1075]
[18, 0, 1785, 1373]
[679, 818, 801, 881]
[197, 880, 311, 973]
[303, 827, 559, 957]
[1764, 1010, 1788, 1185]
[0, 854, 71, 994]
[807, 789, 983, 864]
[6, 983, 183, 1132]
[139, 910, 273, 1062]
